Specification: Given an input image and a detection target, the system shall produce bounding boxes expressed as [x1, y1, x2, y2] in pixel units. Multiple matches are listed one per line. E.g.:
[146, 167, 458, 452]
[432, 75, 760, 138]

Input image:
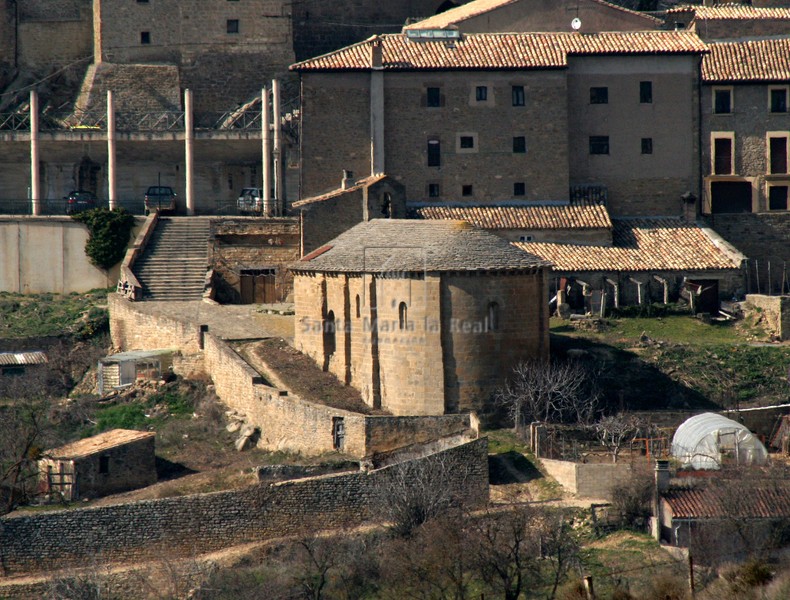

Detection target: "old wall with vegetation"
[0, 438, 488, 577]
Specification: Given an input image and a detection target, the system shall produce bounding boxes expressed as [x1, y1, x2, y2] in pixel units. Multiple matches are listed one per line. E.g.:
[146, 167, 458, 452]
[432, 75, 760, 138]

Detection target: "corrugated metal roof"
[409, 203, 612, 230]
[100, 349, 174, 364]
[0, 351, 47, 366]
[45, 429, 156, 460]
[291, 31, 707, 72]
[514, 217, 745, 272]
[702, 38, 790, 83]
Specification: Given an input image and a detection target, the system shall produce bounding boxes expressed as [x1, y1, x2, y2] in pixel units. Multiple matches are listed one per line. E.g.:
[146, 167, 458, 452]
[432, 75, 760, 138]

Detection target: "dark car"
[64, 191, 98, 214]
[144, 186, 177, 215]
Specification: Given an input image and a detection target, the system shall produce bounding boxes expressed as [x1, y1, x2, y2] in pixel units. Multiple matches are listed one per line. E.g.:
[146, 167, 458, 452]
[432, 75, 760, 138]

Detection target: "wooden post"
[688, 553, 695, 598]
[583, 575, 595, 600]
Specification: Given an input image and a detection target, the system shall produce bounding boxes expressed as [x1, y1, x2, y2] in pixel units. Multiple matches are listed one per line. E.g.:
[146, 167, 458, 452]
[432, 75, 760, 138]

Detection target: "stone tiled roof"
[292, 219, 551, 273]
[404, 0, 661, 30]
[291, 175, 389, 208]
[291, 32, 706, 72]
[664, 481, 790, 519]
[702, 39, 790, 83]
[666, 4, 790, 20]
[47, 429, 156, 460]
[514, 218, 744, 272]
[409, 203, 612, 230]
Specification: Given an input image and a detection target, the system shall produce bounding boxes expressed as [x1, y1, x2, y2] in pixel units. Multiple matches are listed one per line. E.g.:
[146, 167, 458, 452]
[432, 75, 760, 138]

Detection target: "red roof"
[664, 481, 790, 519]
[291, 32, 707, 72]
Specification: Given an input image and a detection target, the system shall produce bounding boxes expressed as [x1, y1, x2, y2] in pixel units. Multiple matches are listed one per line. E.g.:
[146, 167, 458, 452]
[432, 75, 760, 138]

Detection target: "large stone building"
[292, 219, 551, 415]
[291, 31, 706, 217]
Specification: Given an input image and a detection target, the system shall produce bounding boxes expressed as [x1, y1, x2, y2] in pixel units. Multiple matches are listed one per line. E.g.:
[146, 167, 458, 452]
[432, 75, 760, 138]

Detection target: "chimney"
[370, 36, 383, 70]
[654, 459, 670, 494]
[681, 191, 697, 222]
[341, 170, 355, 190]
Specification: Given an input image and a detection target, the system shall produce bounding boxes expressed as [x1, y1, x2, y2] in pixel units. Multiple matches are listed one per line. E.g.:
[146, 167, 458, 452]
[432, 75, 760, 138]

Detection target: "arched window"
[488, 302, 500, 332]
[324, 311, 336, 357]
[399, 302, 408, 330]
[355, 294, 361, 319]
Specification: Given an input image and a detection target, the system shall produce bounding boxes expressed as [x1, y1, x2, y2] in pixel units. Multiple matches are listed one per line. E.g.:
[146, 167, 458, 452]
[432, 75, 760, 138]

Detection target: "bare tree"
[496, 359, 600, 437]
[592, 413, 645, 463]
[376, 451, 474, 538]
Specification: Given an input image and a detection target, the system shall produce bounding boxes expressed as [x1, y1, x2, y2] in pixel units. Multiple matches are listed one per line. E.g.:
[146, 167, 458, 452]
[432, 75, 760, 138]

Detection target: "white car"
[237, 188, 263, 215]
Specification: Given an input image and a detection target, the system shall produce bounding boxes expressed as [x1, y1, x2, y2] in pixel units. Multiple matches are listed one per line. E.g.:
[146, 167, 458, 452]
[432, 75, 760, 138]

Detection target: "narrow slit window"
[488, 302, 500, 331]
[427, 139, 441, 167]
[512, 85, 525, 107]
[398, 302, 408, 330]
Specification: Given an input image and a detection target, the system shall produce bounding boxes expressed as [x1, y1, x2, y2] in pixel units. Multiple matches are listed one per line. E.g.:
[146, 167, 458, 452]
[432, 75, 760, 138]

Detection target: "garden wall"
[0, 438, 488, 577]
[540, 458, 633, 500]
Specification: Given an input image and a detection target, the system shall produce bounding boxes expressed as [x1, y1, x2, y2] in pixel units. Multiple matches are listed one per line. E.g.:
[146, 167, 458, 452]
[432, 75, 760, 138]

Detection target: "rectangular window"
[428, 183, 440, 198]
[426, 87, 441, 108]
[713, 137, 733, 174]
[140, 31, 151, 44]
[512, 85, 525, 107]
[770, 88, 788, 113]
[770, 137, 788, 174]
[590, 87, 608, 104]
[459, 135, 474, 149]
[714, 88, 732, 114]
[475, 86, 487, 102]
[513, 182, 526, 196]
[640, 81, 653, 104]
[769, 186, 788, 210]
[462, 185, 473, 197]
[227, 19, 240, 34]
[427, 139, 441, 167]
[513, 136, 526, 154]
[641, 138, 653, 155]
[589, 136, 609, 155]
[99, 456, 110, 474]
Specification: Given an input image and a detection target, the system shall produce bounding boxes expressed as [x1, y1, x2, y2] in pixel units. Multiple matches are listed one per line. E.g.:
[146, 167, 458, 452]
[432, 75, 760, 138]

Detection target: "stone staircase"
[133, 217, 211, 301]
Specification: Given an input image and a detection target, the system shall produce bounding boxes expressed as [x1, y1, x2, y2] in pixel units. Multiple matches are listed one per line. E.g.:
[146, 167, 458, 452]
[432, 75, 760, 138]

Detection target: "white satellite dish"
[571, 17, 582, 31]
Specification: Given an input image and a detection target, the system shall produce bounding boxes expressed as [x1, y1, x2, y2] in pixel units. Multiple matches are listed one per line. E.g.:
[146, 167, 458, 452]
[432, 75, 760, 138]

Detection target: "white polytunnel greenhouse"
[671, 412, 768, 470]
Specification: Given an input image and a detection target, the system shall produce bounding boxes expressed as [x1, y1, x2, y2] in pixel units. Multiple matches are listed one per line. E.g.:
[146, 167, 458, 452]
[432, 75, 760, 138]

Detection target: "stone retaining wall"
[0, 438, 488, 577]
[745, 294, 790, 341]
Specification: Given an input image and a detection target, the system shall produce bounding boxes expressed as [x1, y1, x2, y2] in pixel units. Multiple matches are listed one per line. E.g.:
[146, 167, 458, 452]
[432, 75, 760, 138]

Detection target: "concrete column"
[272, 79, 283, 215]
[262, 86, 272, 217]
[184, 89, 195, 216]
[30, 90, 40, 215]
[370, 38, 385, 176]
[107, 90, 117, 210]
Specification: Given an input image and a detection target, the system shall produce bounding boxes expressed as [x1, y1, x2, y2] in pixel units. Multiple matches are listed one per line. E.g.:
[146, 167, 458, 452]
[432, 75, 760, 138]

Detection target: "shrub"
[71, 208, 135, 270]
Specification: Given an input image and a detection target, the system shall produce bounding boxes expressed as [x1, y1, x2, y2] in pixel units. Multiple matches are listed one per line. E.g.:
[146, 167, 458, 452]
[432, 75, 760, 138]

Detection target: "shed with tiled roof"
[513, 217, 746, 314]
[667, 3, 790, 40]
[292, 219, 550, 416]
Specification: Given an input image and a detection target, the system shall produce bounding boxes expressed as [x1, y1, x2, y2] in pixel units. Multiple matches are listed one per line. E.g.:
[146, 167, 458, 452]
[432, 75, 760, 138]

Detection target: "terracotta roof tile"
[292, 219, 550, 273]
[405, 0, 661, 30]
[409, 203, 612, 230]
[292, 175, 388, 208]
[514, 218, 744, 272]
[291, 32, 706, 72]
[702, 38, 790, 82]
[664, 481, 790, 519]
[0, 351, 47, 366]
[666, 4, 790, 20]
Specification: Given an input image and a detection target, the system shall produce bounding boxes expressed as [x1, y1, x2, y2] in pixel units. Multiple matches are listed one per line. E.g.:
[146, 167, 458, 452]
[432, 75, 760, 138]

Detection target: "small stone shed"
[671, 412, 768, 470]
[38, 429, 157, 501]
[98, 349, 174, 394]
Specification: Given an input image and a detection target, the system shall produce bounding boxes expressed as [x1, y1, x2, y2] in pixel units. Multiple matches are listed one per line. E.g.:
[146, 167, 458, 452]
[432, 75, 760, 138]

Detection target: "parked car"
[64, 190, 98, 214]
[144, 186, 177, 215]
[237, 187, 263, 215]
